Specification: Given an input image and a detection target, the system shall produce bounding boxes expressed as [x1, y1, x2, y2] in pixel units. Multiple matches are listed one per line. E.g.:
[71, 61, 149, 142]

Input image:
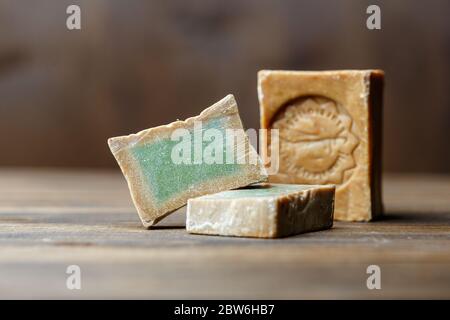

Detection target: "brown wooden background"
[0, 0, 449, 172]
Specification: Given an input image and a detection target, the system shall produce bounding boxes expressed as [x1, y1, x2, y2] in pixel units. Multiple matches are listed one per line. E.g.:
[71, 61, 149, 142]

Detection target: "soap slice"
[108, 94, 267, 228]
[258, 70, 383, 221]
[187, 183, 335, 238]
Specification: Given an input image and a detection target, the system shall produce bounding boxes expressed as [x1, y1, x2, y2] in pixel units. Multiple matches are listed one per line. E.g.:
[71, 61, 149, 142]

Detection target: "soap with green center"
[108, 94, 267, 228]
[187, 183, 335, 238]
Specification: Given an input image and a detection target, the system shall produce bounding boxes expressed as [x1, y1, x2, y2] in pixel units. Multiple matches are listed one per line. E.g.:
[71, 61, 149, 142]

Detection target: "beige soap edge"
[107, 94, 238, 154]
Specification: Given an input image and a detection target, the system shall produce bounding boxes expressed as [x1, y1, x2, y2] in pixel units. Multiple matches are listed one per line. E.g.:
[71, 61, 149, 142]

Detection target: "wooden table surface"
[0, 169, 449, 299]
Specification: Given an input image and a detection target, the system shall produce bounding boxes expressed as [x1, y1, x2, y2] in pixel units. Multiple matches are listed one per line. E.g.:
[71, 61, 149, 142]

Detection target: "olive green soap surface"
[187, 183, 335, 238]
[108, 94, 267, 227]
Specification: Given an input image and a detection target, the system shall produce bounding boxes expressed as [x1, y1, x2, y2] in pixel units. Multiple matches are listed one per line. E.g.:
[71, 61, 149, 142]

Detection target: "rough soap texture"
[108, 94, 267, 227]
[187, 183, 335, 238]
[258, 70, 383, 221]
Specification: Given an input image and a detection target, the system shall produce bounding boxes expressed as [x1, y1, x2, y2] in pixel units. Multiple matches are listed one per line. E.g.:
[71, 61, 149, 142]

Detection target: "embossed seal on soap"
[271, 96, 359, 185]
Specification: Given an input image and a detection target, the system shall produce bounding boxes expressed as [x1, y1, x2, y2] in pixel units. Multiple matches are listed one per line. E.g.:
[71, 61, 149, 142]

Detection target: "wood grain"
[0, 169, 449, 299]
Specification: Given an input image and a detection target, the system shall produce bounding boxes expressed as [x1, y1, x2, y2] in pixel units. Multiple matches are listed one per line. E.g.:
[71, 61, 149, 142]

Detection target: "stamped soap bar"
[108, 94, 267, 227]
[258, 70, 383, 221]
[187, 183, 335, 238]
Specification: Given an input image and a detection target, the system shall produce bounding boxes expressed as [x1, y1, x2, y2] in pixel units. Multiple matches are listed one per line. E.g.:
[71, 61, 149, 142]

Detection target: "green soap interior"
[200, 184, 315, 199]
[130, 117, 244, 206]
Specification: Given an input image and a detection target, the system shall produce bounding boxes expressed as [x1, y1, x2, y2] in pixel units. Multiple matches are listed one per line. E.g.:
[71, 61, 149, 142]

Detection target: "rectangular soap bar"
[258, 70, 383, 221]
[187, 183, 335, 238]
[108, 94, 267, 227]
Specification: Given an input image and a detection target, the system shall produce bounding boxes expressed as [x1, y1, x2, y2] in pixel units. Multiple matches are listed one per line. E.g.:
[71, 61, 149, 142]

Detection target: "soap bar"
[186, 183, 335, 238]
[258, 70, 383, 221]
[108, 94, 267, 227]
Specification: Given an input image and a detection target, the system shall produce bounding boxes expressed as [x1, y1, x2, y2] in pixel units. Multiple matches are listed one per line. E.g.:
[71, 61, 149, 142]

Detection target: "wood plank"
[0, 169, 449, 299]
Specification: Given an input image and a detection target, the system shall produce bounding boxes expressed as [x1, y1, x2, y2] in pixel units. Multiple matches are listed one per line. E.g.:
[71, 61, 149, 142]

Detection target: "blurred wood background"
[0, 0, 449, 172]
